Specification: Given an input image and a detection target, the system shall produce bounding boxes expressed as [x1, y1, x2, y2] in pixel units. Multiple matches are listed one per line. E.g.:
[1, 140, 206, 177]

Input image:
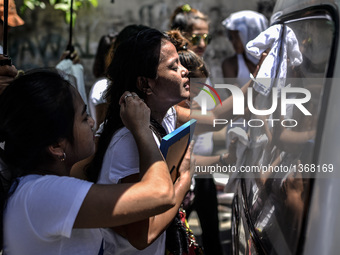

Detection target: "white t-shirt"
[98, 107, 176, 255]
[3, 174, 103, 255]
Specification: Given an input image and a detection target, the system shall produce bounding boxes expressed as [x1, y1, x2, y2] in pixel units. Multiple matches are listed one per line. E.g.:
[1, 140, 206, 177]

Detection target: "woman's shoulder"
[17, 175, 92, 191]
[112, 126, 133, 140]
[107, 127, 136, 151]
[100, 127, 140, 184]
[8, 175, 92, 211]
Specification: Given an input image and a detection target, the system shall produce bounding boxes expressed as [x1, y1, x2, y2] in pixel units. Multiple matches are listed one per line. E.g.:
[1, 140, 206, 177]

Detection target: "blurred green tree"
[20, 0, 98, 25]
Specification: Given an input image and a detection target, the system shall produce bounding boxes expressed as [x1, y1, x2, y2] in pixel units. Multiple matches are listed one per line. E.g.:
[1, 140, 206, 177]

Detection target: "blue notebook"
[160, 119, 196, 182]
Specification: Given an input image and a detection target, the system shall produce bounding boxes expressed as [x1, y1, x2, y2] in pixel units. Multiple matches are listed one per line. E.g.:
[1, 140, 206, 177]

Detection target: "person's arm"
[190, 52, 269, 134]
[194, 151, 236, 168]
[174, 75, 252, 133]
[279, 129, 316, 144]
[59, 50, 80, 64]
[74, 92, 176, 228]
[222, 55, 237, 78]
[193, 138, 237, 174]
[0, 56, 18, 95]
[112, 145, 193, 250]
[189, 78, 253, 134]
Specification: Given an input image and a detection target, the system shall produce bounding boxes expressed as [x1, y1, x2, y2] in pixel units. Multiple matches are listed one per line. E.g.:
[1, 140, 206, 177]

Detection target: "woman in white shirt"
[0, 68, 191, 254]
[85, 28, 193, 255]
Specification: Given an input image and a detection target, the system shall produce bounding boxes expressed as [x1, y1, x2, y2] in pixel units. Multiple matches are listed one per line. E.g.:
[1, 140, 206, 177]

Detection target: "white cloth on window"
[246, 25, 303, 96]
[222, 10, 268, 65]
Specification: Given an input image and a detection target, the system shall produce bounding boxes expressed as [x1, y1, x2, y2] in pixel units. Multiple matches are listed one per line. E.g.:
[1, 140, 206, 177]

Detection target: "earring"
[58, 152, 66, 162]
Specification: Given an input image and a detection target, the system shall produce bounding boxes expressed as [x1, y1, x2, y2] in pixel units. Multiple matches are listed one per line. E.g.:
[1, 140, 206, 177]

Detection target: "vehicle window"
[243, 14, 335, 254]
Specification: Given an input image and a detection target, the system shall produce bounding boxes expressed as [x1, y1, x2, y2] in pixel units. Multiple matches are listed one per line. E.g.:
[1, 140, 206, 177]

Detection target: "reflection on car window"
[243, 16, 334, 254]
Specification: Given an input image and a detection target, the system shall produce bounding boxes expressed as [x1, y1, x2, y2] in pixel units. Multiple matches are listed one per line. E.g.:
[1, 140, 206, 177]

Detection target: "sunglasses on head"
[190, 34, 211, 46]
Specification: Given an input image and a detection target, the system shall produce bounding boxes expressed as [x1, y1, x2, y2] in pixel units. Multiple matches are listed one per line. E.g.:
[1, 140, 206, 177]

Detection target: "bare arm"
[191, 79, 253, 134]
[74, 160, 175, 229]
[112, 146, 193, 250]
[74, 92, 176, 228]
[222, 55, 237, 79]
[191, 53, 268, 134]
[279, 129, 315, 144]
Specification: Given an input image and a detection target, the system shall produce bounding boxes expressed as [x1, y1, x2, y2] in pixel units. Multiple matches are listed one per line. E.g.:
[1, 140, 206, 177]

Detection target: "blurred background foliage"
[20, 0, 98, 25]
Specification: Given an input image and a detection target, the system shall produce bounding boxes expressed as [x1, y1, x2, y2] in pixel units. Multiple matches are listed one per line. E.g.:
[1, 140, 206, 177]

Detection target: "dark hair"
[114, 24, 150, 51]
[0, 69, 76, 173]
[86, 28, 169, 182]
[170, 4, 209, 34]
[104, 24, 150, 77]
[93, 33, 117, 78]
[0, 68, 76, 248]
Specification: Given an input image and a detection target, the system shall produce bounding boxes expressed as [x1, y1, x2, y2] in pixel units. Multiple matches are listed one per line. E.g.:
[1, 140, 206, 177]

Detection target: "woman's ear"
[48, 139, 67, 161]
[137, 77, 153, 96]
